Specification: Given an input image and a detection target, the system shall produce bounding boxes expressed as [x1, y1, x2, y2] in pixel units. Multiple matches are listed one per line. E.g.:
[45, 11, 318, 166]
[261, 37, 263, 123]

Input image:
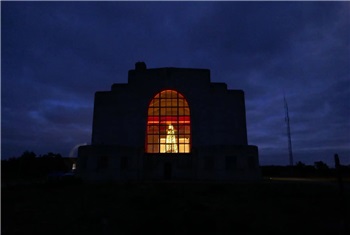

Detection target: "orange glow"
[146, 90, 191, 153]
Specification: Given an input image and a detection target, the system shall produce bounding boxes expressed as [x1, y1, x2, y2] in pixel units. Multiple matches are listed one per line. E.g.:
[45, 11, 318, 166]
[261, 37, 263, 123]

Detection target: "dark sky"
[2, 1, 349, 165]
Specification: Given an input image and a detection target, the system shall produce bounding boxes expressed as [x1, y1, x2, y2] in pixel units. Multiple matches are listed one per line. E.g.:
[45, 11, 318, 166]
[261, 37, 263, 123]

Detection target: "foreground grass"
[2, 180, 350, 235]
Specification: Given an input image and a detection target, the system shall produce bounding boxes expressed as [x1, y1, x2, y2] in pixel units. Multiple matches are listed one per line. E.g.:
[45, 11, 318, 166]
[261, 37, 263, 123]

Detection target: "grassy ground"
[2, 179, 350, 235]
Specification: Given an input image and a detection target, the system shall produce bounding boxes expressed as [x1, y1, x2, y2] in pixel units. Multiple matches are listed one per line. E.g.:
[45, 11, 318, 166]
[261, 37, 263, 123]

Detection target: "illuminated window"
[146, 90, 191, 153]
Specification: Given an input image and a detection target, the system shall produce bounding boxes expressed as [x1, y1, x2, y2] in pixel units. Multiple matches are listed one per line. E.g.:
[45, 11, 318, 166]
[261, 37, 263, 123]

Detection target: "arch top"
[153, 89, 186, 99]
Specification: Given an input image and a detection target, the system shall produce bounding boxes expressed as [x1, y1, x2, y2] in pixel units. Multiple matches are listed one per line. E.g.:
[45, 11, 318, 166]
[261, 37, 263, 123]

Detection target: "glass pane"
[155, 108, 160, 115]
[184, 144, 190, 153]
[183, 135, 190, 142]
[166, 107, 173, 115]
[179, 107, 184, 115]
[149, 134, 160, 144]
[147, 135, 152, 144]
[184, 99, 189, 107]
[184, 125, 191, 134]
[148, 117, 159, 125]
[178, 99, 185, 107]
[149, 144, 159, 153]
[184, 108, 190, 115]
[150, 108, 160, 115]
[151, 99, 160, 107]
[173, 124, 179, 134]
[155, 144, 160, 153]
[178, 144, 184, 153]
[160, 99, 171, 107]
[159, 127, 167, 137]
[178, 125, 190, 134]
[147, 126, 152, 134]
[170, 108, 177, 116]
[171, 99, 177, 106]
[160, 107, 166, 115]
[169, 91, 177, 98]
[147, 144, 153, 153]
[160, 91, 167, 98]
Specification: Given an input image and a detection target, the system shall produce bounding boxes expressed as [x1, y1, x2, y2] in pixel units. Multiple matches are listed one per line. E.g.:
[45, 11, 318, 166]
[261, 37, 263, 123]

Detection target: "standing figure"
[166, 124, 178, 153]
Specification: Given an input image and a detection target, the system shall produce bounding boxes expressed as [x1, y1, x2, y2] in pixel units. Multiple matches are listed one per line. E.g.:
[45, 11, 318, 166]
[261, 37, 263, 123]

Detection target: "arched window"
[146, 90, 191, 153]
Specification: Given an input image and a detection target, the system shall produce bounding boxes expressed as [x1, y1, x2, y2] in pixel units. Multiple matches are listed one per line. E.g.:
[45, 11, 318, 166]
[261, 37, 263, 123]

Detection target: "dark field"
[2, 179, 350, 235]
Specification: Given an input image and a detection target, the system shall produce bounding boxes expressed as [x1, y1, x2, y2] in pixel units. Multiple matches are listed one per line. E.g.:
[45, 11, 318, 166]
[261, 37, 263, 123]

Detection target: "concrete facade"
[78, 62, 260, 181]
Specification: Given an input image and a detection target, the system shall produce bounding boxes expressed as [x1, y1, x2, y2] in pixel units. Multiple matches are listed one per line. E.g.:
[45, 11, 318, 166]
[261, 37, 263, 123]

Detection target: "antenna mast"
[284, 96, 294, 166]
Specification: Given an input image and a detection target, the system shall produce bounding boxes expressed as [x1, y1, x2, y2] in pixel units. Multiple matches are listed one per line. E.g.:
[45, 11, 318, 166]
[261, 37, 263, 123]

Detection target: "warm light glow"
[166, 124, 178, 153]
[146, 90, 191, 153]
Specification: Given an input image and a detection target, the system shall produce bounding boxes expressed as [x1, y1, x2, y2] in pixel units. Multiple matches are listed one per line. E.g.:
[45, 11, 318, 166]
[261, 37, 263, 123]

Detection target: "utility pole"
[284, 96, 294, 167]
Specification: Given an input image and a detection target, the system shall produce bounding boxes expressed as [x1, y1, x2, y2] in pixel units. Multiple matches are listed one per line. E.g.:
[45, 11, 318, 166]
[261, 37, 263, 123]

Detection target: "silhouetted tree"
[314, 161, 329, 170]
[20, 151, 36, 160]
[40, 152, 67, 174]
[2, 151, 69, 182]
[314, 161, 330, 177]
[294, 161, 308, 177]
[17, 151, 37, 178]
[295, 161, 306, 168]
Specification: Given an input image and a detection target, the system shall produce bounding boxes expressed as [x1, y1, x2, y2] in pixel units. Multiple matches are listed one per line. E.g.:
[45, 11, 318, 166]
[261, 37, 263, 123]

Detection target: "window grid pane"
[146, 90, 191, 153]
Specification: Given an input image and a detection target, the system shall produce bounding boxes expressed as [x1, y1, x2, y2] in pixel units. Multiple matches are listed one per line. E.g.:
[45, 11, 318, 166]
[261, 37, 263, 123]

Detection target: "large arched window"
[146, 90, 191, 153]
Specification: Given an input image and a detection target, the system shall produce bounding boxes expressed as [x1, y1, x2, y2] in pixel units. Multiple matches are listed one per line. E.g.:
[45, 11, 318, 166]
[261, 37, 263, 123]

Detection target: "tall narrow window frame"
[146, 90, 191, 153]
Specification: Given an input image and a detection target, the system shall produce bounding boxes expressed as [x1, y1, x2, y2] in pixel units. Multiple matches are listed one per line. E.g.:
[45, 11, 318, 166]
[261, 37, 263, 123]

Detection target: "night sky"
[2, 1, 349, 166]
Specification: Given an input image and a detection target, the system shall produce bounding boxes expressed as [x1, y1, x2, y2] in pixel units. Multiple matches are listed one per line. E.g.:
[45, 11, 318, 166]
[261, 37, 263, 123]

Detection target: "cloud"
[2, 2, 349, 165]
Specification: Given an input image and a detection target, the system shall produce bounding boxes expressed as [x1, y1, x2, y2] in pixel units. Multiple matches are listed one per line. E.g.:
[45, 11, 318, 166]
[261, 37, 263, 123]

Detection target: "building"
[77, 62, 260, 181]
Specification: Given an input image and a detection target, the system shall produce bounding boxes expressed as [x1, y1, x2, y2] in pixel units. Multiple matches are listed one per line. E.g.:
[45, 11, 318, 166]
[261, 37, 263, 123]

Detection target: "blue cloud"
[2, 1, 349, 165]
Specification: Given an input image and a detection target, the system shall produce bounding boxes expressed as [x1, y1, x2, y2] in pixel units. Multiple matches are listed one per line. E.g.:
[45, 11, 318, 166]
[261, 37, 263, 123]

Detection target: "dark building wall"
[78, 145, 260, 181]
[91, 67, 248, 149]
[79, 64, 260, 181]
